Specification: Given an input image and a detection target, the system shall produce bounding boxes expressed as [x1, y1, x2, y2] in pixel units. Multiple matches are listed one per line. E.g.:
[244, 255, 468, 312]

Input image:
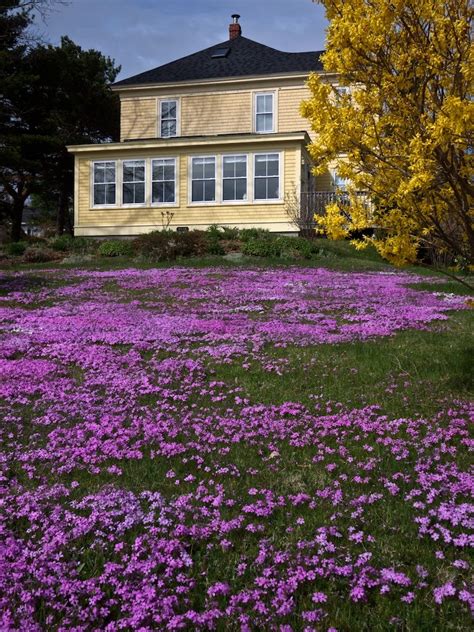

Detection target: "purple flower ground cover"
[0, 266, 472, 630]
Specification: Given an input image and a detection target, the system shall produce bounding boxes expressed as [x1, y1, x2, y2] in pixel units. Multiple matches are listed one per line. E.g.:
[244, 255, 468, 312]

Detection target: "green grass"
[213, 310, 473, 418]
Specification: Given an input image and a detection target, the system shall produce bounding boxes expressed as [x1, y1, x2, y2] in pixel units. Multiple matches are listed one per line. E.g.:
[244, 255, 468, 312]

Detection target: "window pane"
[267, 156, 279, 176]
[94, 184, 105, 205]
[164, 181, 175, 203]
[161, 101, 176, 119]
[94, 164, 105, 184]
[254, 179, 267, 200]
[192, 181, 204, 202]
[235, 158, 246, 178]
[123, 165, 134, 182]
[192, 159, 205, 180]
[105, 184, 116, 205]
[135, 164, 145, 181]
[204, 159, 215, 179]
[152, 163, 164, 180]
[152, 182, 163, 203]
[134, 182, 145, 204]
[161, 120, 176, 137]
[235, 179, 246, 200]
[223, 159, 235, 178]
[204, 180, 215, 201]
[257, 94, 272, 113]
[105, 164, 116, 183]
[223, 179, 234, 201]
[204, 180, 216, 202]
[123, 161, 144, 183]
[267, 177, 279, 199]
[260, 113, 272, 132]
[123, 183, 133, 204]
[255, 155, 268, 177]
[163, 164, 175, 180]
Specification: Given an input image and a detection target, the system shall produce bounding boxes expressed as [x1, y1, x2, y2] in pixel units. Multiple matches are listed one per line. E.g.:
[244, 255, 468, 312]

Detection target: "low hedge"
[242, 235, 315, 259]
[98, 240, 133, 257]
[132, 230, 210, 261]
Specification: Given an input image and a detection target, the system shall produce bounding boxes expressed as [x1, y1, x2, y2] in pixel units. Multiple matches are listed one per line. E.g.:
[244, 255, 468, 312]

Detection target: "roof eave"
[67, 131, 311, 154]
[111, 69, 334, 93]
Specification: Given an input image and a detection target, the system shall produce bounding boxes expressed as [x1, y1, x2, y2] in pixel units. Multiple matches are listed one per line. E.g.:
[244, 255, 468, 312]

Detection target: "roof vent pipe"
[229, 14, 242, 40]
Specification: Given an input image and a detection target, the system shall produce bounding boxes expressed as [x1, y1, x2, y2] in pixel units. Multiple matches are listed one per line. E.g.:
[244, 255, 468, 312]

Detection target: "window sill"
[150, 202, 179, 208]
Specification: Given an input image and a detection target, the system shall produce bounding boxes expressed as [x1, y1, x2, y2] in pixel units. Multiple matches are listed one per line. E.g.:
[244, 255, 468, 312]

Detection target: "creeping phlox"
[0, 267, 472, 630]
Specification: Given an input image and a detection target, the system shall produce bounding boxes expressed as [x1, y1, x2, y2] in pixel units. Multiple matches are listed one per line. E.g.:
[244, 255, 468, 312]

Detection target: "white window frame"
[158, 98, 179, 138]
[222, 154, 248, 204]
[91, 160, 117, 208]
[332, 168, 350, 190]
[122, 159, 146, 206]
[254, 91, 276, 134]
[253, 152, 282, 202]
[151, 157, 178, 207]
[189, 155, 217, 205]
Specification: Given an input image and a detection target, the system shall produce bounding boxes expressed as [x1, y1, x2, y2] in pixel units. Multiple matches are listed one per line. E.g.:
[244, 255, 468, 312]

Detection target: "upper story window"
[223, 155, 247, 201]
[93, 161, 116, 206]
[332, 169, 350, 190]
[123, 159, 145, 205]
[254, 153, 280, 200]
[152, 158, 176, 204]
[160, 99, 178, 138]
[191, 156, 216, 203]
[255, 92, 275, 133]
[335, 86, 350, 97]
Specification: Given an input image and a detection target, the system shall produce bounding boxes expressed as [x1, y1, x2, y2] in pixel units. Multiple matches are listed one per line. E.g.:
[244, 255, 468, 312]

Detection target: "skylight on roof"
[211, 47, 230, 59]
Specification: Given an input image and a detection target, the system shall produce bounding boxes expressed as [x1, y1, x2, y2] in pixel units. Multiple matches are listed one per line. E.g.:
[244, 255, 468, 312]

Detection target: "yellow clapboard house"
[68, 15, 338, 237]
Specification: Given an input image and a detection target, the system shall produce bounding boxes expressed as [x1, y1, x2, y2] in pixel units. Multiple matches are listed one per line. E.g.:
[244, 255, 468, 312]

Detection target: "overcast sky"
[34, 0, 328, 81]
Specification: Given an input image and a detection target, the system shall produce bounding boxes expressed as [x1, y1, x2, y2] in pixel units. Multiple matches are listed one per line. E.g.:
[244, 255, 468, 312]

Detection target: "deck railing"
[297, 190, 372, 235]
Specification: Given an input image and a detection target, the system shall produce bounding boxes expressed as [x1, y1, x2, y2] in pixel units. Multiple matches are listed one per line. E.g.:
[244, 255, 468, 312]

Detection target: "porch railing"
[297, 190, 372, 235]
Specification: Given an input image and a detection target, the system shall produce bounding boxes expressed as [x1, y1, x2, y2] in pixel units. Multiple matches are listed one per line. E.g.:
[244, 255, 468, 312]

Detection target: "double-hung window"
[255, 92, 274, 133]
[223, 155, 247, 202]
[152, 158, 176, 204]
[93, 161, 116, 206]
[123, 160, 145, 205]
[254, 153, 280, 200]
[191, 156, 216, 203]
[160, 100, 178, 138]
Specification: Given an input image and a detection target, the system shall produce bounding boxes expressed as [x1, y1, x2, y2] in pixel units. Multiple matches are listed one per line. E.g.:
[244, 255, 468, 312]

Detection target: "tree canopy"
[302, 0, 473, 266]
[0, 0, 120, 240]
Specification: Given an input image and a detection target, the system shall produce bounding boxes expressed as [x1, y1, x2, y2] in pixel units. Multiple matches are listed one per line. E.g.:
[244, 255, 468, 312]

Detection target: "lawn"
[0, 257, 473, 631]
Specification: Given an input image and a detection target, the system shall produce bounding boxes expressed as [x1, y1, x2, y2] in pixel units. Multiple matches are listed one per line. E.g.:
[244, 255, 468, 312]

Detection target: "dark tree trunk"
[56, 185, 68, 235]
[11, 196, 25, 241]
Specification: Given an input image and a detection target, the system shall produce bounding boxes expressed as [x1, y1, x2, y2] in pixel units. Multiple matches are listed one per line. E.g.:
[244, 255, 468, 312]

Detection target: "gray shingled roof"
[114, 36, 324, 87]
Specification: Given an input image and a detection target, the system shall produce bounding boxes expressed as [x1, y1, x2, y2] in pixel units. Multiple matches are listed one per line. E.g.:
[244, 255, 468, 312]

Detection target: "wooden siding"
[75, 143, 300, 236]
[119, 79, 322, 142]
[278, 86, 313, 137]
[181, 92, 251, 136]
[120, 97, 156, 141]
